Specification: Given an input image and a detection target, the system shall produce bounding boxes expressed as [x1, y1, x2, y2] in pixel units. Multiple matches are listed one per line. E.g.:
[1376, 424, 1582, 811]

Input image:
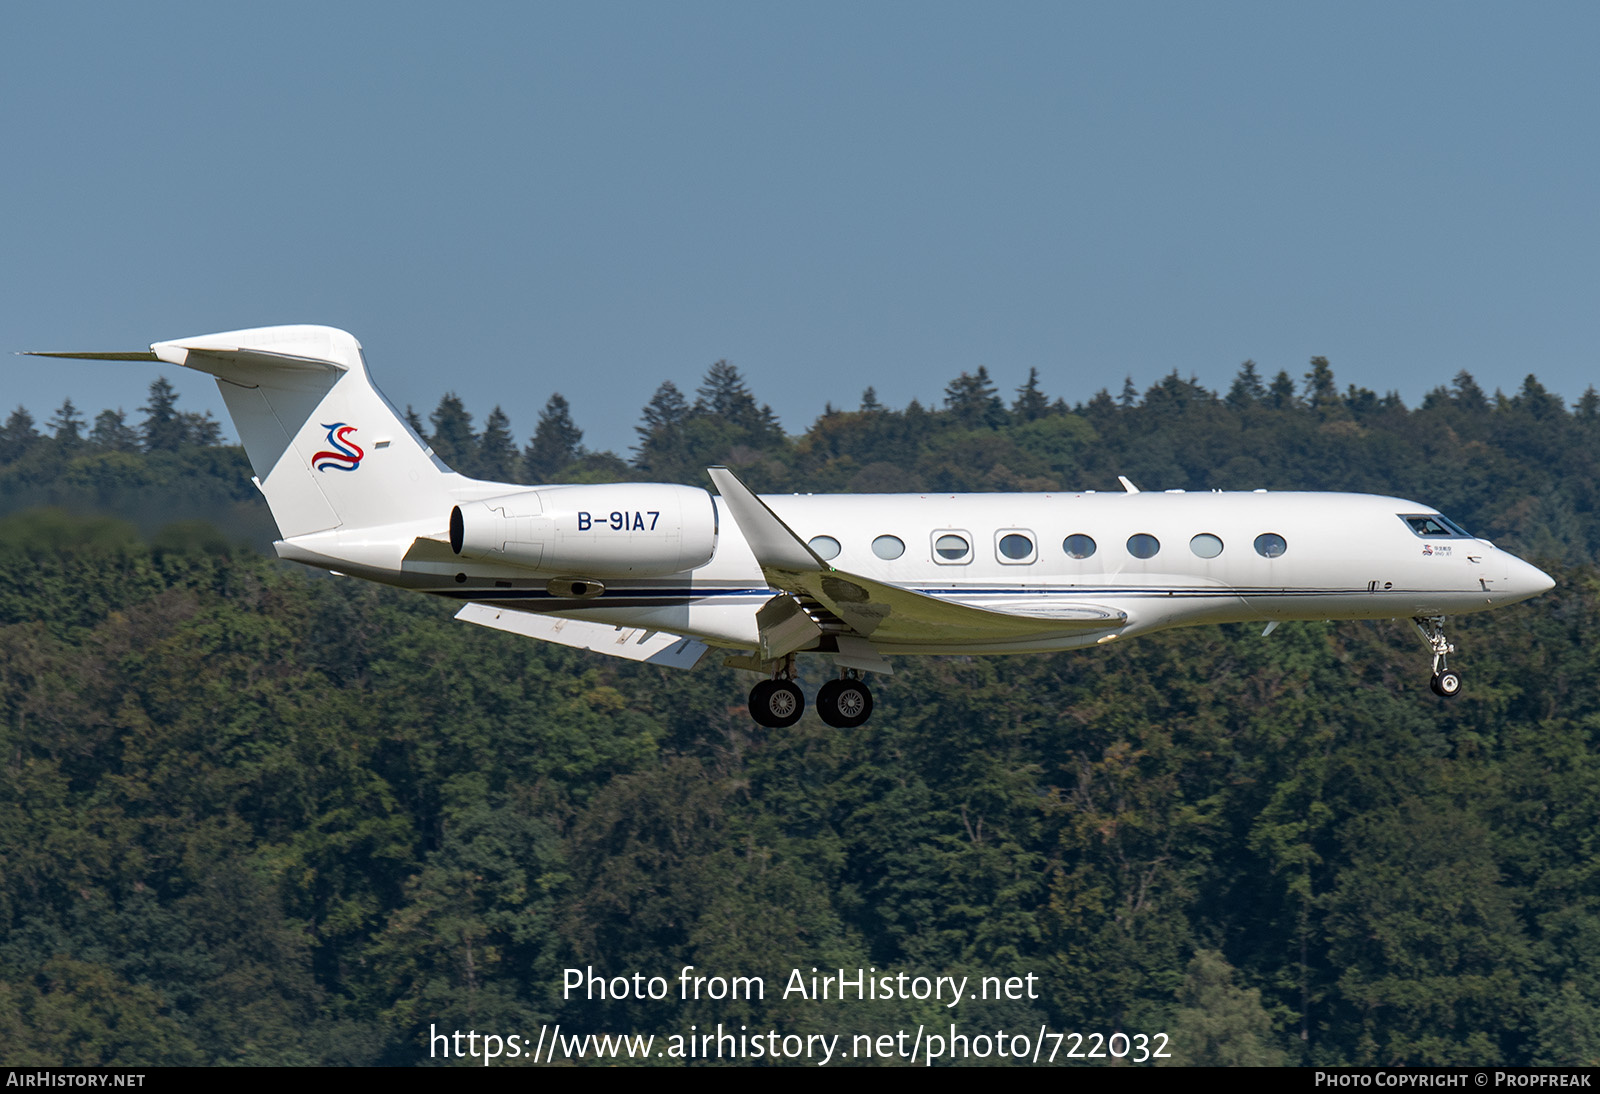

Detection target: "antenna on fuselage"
[1117, 475, 1141, 494]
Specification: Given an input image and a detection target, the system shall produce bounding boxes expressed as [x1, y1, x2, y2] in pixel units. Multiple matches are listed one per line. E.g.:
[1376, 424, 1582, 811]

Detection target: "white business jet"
[31, 326, 1555, 728]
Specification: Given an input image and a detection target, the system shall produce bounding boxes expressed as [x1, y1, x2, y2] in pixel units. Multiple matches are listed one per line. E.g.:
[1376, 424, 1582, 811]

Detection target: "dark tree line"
[2, 355, 1598, 1066]
[13, 355, 1598, 566]
[0, 512, 1592, 1066]
[1, 378, 220, 464]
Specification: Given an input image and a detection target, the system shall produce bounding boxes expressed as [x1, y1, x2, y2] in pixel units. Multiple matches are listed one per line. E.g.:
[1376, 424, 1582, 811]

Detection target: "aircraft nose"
[1502, 553, 1555, 603]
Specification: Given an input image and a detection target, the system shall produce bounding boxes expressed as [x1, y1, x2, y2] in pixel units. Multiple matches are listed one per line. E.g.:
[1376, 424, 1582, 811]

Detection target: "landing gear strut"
[816, 670, 874, 729]
[748, 655, 805, 728]
[1412, 616, 1462, 698]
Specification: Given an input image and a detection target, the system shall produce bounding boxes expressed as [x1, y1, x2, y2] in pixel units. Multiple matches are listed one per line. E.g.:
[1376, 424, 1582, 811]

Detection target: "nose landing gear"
[1412, 616, 1462, 698]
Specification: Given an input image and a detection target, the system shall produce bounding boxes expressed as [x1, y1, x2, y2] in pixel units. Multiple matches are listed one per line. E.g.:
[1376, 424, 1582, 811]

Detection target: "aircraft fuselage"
[279, 486, 1552, 656]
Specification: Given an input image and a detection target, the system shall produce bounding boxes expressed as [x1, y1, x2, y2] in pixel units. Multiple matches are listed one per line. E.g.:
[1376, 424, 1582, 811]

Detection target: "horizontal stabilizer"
[21, 351, 160, 361]
[455, 602, 709, 669]
[24, 328, 353, 383]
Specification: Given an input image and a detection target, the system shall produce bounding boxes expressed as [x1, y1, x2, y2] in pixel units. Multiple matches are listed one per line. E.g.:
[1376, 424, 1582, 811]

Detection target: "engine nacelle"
[450, 482, 717, 577]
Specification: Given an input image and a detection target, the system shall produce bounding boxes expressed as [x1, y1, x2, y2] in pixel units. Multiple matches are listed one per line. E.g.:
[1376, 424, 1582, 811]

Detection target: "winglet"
[706, 466, 827, 573]
[1117, 475, 1141, 494]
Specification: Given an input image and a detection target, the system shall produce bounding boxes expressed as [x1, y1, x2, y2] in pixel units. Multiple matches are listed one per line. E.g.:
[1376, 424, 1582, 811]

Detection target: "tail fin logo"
[312, 423, 364, 472]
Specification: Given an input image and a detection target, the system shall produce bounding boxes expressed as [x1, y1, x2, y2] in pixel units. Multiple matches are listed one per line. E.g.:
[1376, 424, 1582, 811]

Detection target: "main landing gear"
[747, 661, 875, 728]
[1413, 616, 1462, 698]
[817, 671, 874, 729]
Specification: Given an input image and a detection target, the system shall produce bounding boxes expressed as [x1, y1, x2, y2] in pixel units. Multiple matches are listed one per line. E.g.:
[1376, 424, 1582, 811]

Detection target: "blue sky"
[4, 2, 1597, 458]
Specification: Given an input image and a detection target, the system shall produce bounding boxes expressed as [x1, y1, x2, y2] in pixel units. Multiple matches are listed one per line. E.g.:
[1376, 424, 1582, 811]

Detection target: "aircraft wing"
[707, 467, 1126, 648]
[455, 602, 709, 669]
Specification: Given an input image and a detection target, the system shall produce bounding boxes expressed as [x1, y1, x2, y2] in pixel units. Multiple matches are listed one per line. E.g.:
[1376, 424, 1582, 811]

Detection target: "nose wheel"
[1413, 616, 1462, 699]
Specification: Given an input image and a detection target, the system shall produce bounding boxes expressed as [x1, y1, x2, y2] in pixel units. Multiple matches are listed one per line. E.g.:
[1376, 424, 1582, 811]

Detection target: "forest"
[1, 356, 1597, 1066]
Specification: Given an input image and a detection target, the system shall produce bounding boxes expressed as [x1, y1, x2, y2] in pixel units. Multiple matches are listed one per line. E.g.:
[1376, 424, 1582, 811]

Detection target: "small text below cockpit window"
[1399, 514, 1473, 538]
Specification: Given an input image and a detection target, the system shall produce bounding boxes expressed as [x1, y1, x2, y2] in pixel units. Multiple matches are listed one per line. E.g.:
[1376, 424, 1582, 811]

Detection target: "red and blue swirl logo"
[312, 423, 364, 472]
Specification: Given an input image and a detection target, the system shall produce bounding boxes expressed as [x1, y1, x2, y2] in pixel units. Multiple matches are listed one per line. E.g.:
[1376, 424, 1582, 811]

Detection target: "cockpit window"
[1400, 514, 1473, 538]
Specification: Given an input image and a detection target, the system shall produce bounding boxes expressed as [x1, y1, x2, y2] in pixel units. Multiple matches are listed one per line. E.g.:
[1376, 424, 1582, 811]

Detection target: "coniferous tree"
[477, 406, 520, 482]
[524, 394, 584, 482]
[1304, 356, 1340, 413]
[696, 361, 751, 419]
[632, 381, 692, 475]
[944, 367, 1006, 428]
[901, 398, 931, 446]
[860, 387, 883, 413]
[1084, 388, 1117, 422]
[88, 409, 140, 452]
[1515, 375, 1564, 419]
[638, 381, 688, 437]
[1226, 360, 1266, 408]
[1268, 370, 1298, 410]
[695, 360, 783, 443]
[0, 407, 39, 464]
[48, 399, 86, 445]
[1119, 376, 1139, 408]
[1577, 387, 1599, 420]
[181, 411, 222, 448]
[1344, 384, 1379, 417]
[404, 405, 428, 441]
[1012, 368, 1050, 422]
[140, 378, 187, 452]
[428, 394, 477, 473]
[1144, 371, 1212, 414]
[1452, 371, 1489, 411]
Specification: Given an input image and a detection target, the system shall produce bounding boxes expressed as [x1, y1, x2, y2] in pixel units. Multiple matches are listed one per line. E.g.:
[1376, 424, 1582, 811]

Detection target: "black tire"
[748, 680, 778, 726]
[1433, 670, 1462, 698]
[816, 678, 874, 728]
[749, 679, 804, 728]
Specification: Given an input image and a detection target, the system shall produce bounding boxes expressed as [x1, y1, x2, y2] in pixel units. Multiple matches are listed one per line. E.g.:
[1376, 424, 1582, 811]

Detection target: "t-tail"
[27, 324, 469, 545]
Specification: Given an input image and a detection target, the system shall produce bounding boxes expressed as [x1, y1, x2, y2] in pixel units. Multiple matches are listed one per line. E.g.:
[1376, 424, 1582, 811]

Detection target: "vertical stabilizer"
[147, 325, 454, 538]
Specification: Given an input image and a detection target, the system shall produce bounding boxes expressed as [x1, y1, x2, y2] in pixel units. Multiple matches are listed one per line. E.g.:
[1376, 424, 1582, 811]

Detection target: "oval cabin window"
[998, 533, 1035, 561]
[1254, 533, 1287, 559]
[872, 535, 905, 560]
[809, 535, 841, 560]
[1063, 534, 1097, 559]
[1127, 534, 1160, 559]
